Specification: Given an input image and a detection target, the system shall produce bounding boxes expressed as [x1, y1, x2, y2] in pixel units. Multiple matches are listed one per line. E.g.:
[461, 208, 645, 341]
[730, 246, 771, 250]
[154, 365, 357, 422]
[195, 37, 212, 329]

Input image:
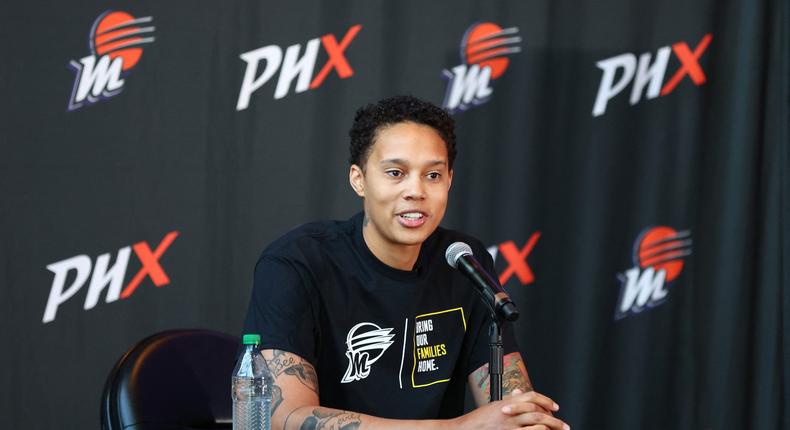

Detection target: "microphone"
[445, 242, 519, 322]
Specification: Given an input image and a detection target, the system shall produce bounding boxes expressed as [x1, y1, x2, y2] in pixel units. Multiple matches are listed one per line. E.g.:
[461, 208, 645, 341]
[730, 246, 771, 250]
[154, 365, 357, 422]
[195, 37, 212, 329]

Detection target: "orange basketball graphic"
[462, 22, 521, 79]
[91, 11, 155, 71]
[636, 226, 692, 282]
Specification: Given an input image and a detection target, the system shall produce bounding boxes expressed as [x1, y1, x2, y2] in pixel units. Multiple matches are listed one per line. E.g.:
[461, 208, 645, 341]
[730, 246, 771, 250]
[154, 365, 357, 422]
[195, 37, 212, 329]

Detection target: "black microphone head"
[445, 242, 473, 269]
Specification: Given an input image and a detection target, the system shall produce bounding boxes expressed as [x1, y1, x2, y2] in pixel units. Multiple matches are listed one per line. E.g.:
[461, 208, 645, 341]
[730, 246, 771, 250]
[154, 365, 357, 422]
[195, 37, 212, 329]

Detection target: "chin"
[392, 228, 434, 246]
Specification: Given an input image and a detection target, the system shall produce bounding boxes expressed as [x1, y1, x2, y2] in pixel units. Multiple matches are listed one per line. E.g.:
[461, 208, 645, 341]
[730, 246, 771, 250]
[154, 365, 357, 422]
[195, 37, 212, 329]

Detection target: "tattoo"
[503, 353, 533, 395]
[265, 349, 297, 376]
[471, 353, 533, 399]
[283, 407, 302, 430]
[271, 384, 284, 414]
[472, 363, 491, 399]
[264, 349, 319, 394]
[299, 408, 361, 430]
[285, 363, 319, 392]
[362, 214, 369, 227]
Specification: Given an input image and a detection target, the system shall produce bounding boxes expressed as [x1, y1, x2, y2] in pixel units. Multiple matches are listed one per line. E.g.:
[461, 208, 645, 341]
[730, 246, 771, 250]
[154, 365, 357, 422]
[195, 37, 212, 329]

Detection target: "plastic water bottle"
[232, 334, 273, 430]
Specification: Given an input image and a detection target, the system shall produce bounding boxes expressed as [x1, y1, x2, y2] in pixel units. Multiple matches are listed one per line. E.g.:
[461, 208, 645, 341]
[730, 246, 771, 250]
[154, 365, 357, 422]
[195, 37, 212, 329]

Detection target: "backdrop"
[1, 0, 787, 429]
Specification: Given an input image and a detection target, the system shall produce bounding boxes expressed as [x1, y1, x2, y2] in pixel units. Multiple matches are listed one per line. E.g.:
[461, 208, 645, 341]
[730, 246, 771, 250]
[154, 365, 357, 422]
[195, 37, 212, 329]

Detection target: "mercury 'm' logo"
[340, 322, 395, 383]
[442, 22, 522, 113]
[615, 226, 692, 320]
[67, 10, 155, 111]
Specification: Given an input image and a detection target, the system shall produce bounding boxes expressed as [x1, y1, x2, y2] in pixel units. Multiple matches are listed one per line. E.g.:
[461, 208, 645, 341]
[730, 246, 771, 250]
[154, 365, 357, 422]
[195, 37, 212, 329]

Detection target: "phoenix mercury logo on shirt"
[67, 10, 155, 111]
[341, 322, 395, 383]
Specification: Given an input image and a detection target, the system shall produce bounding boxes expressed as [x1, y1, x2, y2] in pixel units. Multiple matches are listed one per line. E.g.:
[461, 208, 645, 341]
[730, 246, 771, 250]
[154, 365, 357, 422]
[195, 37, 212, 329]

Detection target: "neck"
[362, 225, 421, 271]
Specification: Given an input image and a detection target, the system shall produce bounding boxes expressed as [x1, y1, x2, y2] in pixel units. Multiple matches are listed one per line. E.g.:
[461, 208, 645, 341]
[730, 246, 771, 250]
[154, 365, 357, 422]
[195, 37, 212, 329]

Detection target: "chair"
[101, 329, 239, 430]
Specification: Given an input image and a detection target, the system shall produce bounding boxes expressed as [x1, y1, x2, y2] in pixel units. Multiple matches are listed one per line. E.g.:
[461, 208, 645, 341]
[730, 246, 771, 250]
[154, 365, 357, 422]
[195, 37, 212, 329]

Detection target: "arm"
[263, 349, 446, 430]
[265, 349, 568, 430]
[467, 352, 570, 430]
[468, 351, 533, 406]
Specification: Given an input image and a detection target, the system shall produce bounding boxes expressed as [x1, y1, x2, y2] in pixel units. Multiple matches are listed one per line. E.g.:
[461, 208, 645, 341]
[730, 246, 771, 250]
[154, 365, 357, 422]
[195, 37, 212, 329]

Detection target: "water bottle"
[232, 334, 273, 430]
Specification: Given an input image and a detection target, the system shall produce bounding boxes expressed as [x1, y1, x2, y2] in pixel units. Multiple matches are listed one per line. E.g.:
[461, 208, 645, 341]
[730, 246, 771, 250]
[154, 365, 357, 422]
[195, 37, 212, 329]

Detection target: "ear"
[447, 169, 454, 190]
[349, 164, 365, 197]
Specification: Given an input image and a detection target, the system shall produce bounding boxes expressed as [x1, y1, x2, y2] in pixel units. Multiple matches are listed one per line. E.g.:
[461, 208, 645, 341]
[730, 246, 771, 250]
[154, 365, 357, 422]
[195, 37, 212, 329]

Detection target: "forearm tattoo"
[472, 353, 533, 399]
[474, 364, 490, 393]
[299, 408, 361, 430]
[502, 353, 533, 394]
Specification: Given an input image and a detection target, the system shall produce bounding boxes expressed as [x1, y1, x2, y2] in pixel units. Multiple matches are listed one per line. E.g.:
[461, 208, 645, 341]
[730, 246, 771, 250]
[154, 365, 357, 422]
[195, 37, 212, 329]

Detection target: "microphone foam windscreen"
[445, 242, 473, 269]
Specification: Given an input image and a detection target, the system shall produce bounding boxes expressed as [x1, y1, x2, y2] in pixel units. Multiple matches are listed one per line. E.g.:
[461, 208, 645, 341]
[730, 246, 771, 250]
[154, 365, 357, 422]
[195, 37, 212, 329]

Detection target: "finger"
[519, 426, 549, 430]
[510, 391, 560, 412]
[514, 411, 570, 430]
[501, 402, 550, 415]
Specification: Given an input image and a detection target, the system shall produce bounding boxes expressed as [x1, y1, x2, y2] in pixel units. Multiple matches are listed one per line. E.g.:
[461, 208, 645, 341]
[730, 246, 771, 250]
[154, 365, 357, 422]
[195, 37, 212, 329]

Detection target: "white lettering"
[236, 45, 283, 110]
[83, 247, 131, 310]
[617, 266, 668, 317]
[630, 47, 671, 105]
[487, 245, 499, 263]
[274, 38, 320, 99]
[443, 64, 493, 111]
[69, 55, 125, 109]
[415, 319, 434, 333]
[417, 359, 438, 372]
[592, 53, 636, 116]
[43, 255, 92, 323]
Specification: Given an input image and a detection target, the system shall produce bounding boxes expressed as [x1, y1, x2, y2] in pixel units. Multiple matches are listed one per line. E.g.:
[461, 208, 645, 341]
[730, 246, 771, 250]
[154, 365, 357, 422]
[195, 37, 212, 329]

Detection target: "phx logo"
[442, 22, 521, 113]
[615, 227, 692, 320]
[236, 24, 362, 110]
[67, 11, 155, 111]
[592, 33, 712, 117]
[43, 231, 178, 323]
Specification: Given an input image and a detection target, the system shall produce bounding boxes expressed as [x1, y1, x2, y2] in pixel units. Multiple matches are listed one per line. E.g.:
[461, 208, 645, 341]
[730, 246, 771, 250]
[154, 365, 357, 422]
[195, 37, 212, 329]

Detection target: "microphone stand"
[489, 313, 504, 402]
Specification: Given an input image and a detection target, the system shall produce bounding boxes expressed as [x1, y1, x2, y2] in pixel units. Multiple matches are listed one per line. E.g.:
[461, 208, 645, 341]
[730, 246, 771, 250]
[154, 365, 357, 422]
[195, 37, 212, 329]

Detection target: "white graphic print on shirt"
[341, 322, 395, 383]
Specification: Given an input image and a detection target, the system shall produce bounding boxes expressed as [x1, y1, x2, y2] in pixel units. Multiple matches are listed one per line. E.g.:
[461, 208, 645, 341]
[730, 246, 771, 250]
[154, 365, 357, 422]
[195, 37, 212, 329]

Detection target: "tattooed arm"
[262, 349, 444, 430]
[465, 352, 569, 429]
[263, 349, 568, 430]
[468, 351, 533, 406]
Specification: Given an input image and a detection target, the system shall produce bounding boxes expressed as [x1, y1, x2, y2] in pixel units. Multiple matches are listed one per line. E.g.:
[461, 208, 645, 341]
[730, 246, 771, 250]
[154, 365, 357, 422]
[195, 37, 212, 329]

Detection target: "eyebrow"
[379, 158, 447, 167]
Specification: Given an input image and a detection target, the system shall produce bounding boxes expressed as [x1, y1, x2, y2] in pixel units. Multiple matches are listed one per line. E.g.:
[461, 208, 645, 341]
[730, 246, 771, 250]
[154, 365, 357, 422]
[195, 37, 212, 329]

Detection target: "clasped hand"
[455, 389, 570, 430]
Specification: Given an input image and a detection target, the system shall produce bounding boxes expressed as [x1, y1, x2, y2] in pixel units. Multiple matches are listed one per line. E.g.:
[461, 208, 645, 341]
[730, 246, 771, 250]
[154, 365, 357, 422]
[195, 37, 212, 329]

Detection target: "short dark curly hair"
[349, 95, 457, 170]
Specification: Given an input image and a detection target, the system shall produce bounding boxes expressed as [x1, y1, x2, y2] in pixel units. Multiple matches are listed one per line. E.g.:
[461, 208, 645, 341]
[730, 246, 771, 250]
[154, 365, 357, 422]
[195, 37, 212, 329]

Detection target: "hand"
[453, 390, 570, 430]
[504, 388, 552, 416]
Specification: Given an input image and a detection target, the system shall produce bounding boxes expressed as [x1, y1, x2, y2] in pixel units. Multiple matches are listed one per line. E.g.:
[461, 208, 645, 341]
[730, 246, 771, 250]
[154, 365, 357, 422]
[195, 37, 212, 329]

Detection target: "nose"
[403, 174, 426, 200]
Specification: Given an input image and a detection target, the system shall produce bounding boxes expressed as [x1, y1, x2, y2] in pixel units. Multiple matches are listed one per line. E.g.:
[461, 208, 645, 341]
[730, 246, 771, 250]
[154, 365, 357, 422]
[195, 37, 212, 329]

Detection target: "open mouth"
[397, 211, 427, 227]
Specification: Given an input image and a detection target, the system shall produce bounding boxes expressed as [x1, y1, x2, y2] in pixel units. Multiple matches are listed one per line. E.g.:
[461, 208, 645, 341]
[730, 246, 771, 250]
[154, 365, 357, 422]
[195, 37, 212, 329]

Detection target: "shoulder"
[257, 217, 356, 266]
[432, 225, 490, 255]
[428, 225, 492, 264]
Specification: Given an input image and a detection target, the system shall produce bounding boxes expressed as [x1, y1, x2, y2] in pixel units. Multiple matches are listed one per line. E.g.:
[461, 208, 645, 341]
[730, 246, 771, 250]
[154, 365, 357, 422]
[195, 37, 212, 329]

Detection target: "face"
[349, 121, 453, 258]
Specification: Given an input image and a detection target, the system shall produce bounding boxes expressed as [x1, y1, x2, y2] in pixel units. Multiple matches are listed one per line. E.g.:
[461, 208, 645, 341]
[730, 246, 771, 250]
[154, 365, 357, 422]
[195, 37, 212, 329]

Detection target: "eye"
[427, 172, 441, 180]
[386, 169, 403, 178]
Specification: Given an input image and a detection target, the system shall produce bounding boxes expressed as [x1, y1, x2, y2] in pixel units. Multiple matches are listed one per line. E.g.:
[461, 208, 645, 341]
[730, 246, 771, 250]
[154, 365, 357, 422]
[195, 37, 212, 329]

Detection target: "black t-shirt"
[243, 212, 519, 419]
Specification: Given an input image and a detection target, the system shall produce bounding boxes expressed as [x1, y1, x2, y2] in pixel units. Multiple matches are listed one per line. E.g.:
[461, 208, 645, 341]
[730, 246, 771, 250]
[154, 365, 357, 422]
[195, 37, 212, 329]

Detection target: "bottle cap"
[242, 334, 261, 345]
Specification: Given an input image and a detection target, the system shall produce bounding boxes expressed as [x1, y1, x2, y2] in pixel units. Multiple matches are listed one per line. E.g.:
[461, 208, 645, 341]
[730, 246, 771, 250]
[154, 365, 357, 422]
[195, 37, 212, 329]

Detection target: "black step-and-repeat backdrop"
[1, 0, 787, 428]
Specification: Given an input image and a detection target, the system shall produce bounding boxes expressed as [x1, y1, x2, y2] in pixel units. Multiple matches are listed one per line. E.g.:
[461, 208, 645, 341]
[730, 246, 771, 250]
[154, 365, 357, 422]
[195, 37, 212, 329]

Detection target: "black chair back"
[101, 329, 238, 430]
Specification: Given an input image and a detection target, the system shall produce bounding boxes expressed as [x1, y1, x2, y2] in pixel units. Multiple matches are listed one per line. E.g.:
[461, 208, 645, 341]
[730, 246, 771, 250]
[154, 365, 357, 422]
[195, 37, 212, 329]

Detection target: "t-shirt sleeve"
[242, 256, 319, 366]
[464, 242, 521, 376]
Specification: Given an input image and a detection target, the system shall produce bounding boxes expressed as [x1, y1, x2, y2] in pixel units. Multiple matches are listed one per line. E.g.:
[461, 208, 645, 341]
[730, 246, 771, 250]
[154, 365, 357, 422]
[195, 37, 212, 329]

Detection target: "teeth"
[400, 212, 423, 219]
